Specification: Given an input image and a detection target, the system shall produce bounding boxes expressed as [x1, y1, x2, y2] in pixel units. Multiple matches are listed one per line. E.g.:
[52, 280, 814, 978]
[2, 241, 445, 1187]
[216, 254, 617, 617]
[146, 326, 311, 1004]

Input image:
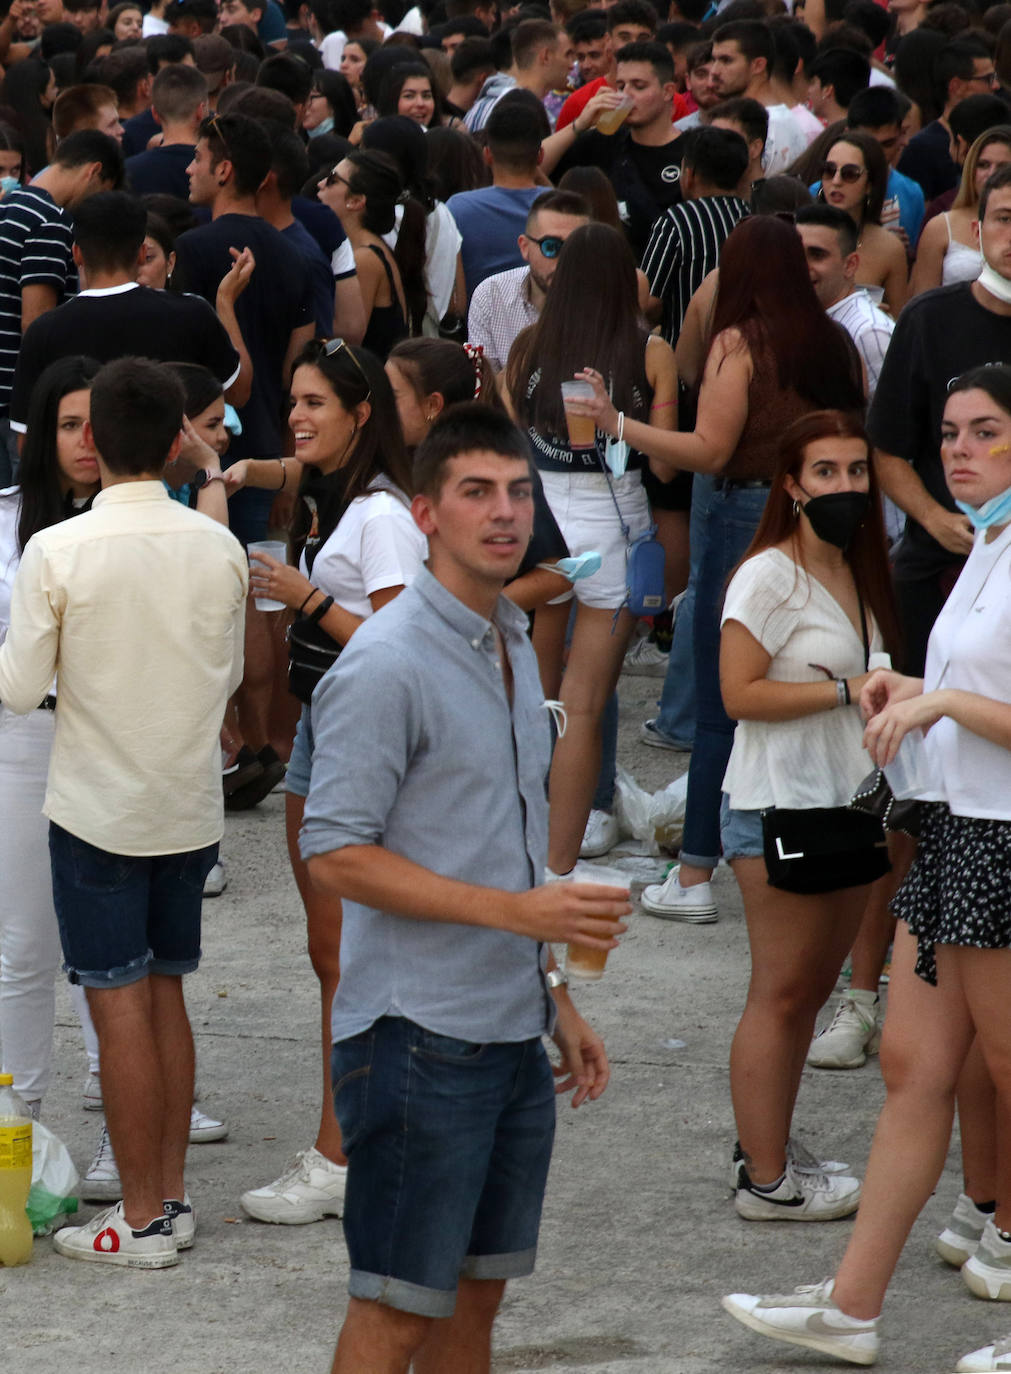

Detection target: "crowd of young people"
[3, 0, 1011, 1368]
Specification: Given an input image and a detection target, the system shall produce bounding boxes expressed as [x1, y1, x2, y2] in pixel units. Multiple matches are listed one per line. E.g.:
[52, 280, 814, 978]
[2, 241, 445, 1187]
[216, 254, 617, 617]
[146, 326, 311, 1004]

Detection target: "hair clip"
[463, 341, 484, 398]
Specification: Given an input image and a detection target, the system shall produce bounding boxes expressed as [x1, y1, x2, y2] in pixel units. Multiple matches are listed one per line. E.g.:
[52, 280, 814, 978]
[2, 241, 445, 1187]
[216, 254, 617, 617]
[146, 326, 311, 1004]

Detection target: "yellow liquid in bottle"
[0, 1120, 33, 1266]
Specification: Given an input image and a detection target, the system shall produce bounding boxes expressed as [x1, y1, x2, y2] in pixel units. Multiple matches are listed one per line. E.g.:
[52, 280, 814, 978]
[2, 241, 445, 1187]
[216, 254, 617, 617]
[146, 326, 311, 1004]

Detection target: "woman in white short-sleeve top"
[718, 409, 899, 1223]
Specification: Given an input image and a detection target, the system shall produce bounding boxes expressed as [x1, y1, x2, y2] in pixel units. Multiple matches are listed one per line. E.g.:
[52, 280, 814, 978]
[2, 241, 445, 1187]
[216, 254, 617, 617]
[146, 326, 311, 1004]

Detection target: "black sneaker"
[223, 745, 263, 798]
[224, 746, 286, 812]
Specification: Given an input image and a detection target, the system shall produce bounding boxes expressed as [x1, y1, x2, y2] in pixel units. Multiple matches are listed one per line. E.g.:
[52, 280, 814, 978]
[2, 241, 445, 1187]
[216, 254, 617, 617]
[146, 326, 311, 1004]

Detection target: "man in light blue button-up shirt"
[301, 406, 630, 1372]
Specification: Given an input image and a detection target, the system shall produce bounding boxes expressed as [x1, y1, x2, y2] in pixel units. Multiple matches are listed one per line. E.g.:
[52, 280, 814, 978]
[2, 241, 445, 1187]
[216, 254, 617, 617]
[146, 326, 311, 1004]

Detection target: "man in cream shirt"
[0, 357, 247, 1269]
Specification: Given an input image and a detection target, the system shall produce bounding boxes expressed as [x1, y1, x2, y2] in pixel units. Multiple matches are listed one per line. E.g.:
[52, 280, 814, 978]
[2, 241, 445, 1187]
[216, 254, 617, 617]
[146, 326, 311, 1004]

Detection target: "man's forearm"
[873, 447, 943, 525]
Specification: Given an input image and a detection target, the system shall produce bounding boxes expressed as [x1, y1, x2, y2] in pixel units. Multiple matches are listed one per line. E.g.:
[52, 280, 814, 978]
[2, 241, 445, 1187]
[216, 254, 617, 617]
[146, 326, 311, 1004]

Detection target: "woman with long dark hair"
[506, 222, 678, 876]
[718, 409, 897, 1219]
[0, 356, 100, 1120]
[227, 339, 427, 1226]
[574, 215, 864, 922]
[304, 69, 358, 142]
[0, 57, 55, 177]
[816, 129, 908, 314]
[376, 59, 441, 127]
[721, 363, 1011, 1373]
[318, 150, 422, 356]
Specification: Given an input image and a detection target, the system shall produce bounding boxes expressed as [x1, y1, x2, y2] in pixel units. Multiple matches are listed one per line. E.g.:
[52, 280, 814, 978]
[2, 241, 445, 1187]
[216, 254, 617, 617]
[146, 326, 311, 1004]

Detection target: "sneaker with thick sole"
[729, 1138, 851, 1192]
[957, 1332, 1011, 1370]
[53, 1202, 178, 1269]
[164, 1195, 194, 1250]
[937, 1193, 990, 1267]
[639, 718, 692, 752]
[203, 860, 228, 898]
[623, 637, 669, 678]
[225, 746, 287, 812]
[722, 1278, 879, 1366]
[963, 1219, 1011, 1299]
[580, 809, 619, 858]
[240, 1146, 347, 1224]
[808, 990, 882, 1069]
[640, 866, 717, 923]
[81, 1123, 121, 1203]
[82, 1071, 103, 1111]
[190, 1105, 228, 1143]
[735, 1159, 861, 1221]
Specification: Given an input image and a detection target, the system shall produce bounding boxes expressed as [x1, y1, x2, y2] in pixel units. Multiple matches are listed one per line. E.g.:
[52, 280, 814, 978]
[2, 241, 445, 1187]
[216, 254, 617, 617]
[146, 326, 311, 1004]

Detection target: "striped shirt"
[826, 288, 894, 402]
[0, 186, 76, 416]
[641, 194, 750, 346]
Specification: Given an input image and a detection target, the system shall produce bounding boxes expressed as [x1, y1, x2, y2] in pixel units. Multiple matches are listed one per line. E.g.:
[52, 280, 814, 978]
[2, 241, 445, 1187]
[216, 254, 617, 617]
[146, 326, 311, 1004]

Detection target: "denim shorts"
[331, 1014, 556, 1317]
[285, 705, 313, 799]
[49, 822, 217, 988]
[719, 793, 765, 861]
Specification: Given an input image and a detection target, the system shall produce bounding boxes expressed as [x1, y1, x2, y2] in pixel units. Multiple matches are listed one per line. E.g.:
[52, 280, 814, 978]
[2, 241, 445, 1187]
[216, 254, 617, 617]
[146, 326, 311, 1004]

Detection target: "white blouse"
[721, 548, 882, 810]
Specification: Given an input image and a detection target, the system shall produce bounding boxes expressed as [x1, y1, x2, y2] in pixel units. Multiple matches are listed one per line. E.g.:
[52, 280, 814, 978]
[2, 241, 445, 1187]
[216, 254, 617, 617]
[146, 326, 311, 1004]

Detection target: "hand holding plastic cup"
[248, 540, 287, 612]
[595, 95, 633, 135]
[882, 729, 934, 800]
[566, 864, 629, 981]
[561, 380, 597, 450]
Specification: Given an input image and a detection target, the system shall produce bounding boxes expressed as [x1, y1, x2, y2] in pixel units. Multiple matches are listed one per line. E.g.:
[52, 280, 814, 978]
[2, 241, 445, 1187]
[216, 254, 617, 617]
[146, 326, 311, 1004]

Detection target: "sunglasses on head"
[820, 160, 866, 184]
[314, 337, 372, 400]
[526, 233, 564, 258]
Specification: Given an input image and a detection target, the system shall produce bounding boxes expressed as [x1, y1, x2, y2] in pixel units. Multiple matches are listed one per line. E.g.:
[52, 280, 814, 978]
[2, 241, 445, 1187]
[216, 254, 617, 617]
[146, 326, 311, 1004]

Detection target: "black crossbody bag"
[761, 588, 891, 894]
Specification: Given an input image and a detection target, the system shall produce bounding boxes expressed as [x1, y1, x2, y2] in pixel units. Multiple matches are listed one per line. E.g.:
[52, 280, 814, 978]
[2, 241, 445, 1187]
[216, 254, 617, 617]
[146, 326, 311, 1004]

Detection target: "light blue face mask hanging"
[603, 380, 629, 476]
[223, 403, 243, 436]
[955, 483, 1011, 530]
[307, 117, 334, 140]
[538, 551, 603, 581]
[0, 176, 20, 195]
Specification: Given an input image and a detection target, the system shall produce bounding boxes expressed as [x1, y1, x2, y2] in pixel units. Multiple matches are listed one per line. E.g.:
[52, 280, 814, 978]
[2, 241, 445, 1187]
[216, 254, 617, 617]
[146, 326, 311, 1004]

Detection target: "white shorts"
[539, 469, 651, 611]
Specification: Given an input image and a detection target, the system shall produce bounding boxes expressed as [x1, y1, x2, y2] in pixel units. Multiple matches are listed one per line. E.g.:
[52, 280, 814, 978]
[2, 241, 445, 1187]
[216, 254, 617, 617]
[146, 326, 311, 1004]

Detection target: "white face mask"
[977, 254, 1011, 304]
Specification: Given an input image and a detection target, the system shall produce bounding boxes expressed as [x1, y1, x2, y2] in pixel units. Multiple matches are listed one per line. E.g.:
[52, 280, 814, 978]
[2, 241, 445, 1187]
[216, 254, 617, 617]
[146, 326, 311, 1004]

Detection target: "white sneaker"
[958, 1332, 1011, 1370]
[937, 1193, 990, 1267]
[580, 809, 619, 858]
[203, 860, 228, 897]
[82, 1071, 103, 1111]
[240, 1146, 347, 1224]
[729, 1137, 851, 1191]
[735, 1158, 861, 1221]
[623, 636, 669, 677]
[54, 1201, 178, 1269]
[164, 1194, 195, 1250]
[807, 990, 882, 1069]
[190, 1105, 228, 1143]
[640, 866, 717, 923]
[722, 1278, 879, 1366]
[81, 1124, 121, 1202]
[963, 1219, 1011, 1300]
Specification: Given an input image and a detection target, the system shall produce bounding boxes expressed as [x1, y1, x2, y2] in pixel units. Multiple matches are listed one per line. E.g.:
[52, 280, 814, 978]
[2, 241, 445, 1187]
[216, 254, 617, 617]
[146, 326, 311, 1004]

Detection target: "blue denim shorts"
[285, 705, 312, 799]
[225, 483, 276, 548]
[49, 822, 217, 988]
[331, 1015, 556, 1317]
[719, 793, 765, 861]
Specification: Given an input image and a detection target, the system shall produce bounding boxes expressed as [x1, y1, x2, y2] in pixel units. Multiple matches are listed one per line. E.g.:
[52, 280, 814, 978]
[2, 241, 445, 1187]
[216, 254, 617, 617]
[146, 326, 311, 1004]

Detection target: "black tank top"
[361, 244, 408, 361]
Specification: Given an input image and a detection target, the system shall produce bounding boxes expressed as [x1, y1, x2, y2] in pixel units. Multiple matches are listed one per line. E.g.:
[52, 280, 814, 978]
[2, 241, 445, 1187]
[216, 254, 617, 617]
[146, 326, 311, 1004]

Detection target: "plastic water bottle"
[0, 1073, 33, 1266]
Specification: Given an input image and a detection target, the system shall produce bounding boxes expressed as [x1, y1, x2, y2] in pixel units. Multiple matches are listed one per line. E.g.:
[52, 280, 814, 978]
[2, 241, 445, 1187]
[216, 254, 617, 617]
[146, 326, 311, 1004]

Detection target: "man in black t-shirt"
[10, 189, 245, 434]
[543, 40, 683, 260]
[868, 164, 1011, 672]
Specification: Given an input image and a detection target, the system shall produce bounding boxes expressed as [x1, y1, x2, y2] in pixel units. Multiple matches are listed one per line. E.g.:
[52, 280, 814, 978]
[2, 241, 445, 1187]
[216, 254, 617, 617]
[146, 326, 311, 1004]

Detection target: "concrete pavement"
[5, 671, 983, 1374]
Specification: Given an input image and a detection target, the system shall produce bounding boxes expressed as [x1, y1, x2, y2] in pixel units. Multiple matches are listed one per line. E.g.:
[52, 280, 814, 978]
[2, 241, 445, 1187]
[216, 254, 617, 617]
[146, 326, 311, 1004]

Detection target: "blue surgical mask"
[0, 176, 20, 195]
[549, 552, 603, 581]
[955, 482, 1011, 530]
[307, 116, 334, 140]
[223, 403, 242, 436]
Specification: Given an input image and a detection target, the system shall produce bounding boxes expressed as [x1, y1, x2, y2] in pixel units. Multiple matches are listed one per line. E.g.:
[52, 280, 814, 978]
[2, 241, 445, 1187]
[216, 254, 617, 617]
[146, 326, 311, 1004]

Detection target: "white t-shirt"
[320, 23, 393, 70]
[763, 104, 810, 176]
[299, 479, 427, 619]
[721, 547, 882, 810]
[918, 522, 1011, 819]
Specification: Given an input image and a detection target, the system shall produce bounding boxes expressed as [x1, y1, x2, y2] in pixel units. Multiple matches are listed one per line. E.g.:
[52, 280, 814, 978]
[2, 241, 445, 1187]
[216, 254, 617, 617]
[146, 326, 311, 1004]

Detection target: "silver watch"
[546, 968, 568, 990]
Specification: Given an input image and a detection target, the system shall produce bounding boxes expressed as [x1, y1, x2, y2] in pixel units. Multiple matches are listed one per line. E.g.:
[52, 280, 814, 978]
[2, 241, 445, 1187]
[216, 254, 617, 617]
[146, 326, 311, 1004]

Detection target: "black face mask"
[798, 488, 869, 550]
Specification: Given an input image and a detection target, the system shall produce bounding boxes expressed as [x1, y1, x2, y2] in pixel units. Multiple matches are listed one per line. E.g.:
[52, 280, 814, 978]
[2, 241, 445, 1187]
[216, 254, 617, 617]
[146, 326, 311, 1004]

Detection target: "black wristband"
[308, 594, 334, 624]
[842, 678, 851, 706]
[297, 588, 316, 615]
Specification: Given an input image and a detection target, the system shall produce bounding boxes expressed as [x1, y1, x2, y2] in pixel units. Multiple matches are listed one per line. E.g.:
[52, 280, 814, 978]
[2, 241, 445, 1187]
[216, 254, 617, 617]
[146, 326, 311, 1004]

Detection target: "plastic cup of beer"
[566, 864, 628, 982]
[248, 540, 287, 611]
[595, 95, 633, 135]
[561, 380, 596, 450]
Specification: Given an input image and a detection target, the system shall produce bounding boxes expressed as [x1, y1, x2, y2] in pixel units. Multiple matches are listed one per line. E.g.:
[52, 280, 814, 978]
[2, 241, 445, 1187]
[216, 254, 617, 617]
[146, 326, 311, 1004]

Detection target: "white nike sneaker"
[722, 1278, 879, 1366]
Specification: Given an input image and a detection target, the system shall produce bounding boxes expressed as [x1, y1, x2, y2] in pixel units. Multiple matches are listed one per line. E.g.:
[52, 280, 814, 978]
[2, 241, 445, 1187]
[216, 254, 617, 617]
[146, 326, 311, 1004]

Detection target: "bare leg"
[652, 507, 690, 606]
[286, 792, 345, 1165]
[956, 1036, 997, 1203]
[956, 948, 1011, 1232]
[849, 832, 912, 991]
[235, 599, 275, 752]
[149, 974, 193, 1203]
[729, 857, 868, 1182]
[547, 604, 635, 873]
[413, 1278, 506, 1374]
[331, 1297, 431, 1374]
[529, 599, 569, 701]
[832, 927, 975, 1319]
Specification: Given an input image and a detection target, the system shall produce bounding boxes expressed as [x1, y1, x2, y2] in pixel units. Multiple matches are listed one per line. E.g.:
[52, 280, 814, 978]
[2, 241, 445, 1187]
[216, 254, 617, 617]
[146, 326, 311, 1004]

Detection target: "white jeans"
[0, 708, 61, 1102]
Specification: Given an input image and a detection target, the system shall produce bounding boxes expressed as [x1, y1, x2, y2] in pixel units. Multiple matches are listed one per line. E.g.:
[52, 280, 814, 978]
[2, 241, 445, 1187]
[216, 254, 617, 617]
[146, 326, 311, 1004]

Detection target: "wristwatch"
[191, 468, 226, 490]
[546, 968, 568, 990]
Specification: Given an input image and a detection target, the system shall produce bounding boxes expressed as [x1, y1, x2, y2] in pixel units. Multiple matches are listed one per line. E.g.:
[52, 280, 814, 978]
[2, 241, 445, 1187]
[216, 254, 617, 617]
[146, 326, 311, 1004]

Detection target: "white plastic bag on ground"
[614, 767, 688, 855]
[27, 1121, 79, 1236]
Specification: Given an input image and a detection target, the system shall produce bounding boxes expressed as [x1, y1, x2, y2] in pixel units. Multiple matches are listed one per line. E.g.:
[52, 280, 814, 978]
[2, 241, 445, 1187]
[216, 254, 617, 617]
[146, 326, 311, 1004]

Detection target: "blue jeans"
[653, 474, 716, 746]
[49, 823, 217, 987]
[680, 483, 769, 868]
[331, 1015, 556, 1317]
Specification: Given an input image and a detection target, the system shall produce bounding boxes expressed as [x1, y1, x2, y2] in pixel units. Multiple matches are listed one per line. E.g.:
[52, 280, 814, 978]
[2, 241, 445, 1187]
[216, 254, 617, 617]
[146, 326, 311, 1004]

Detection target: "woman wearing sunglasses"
[817, 131, 909, 316]
[227, 338, 427, 1226]
[910, 126, 1011, 298]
